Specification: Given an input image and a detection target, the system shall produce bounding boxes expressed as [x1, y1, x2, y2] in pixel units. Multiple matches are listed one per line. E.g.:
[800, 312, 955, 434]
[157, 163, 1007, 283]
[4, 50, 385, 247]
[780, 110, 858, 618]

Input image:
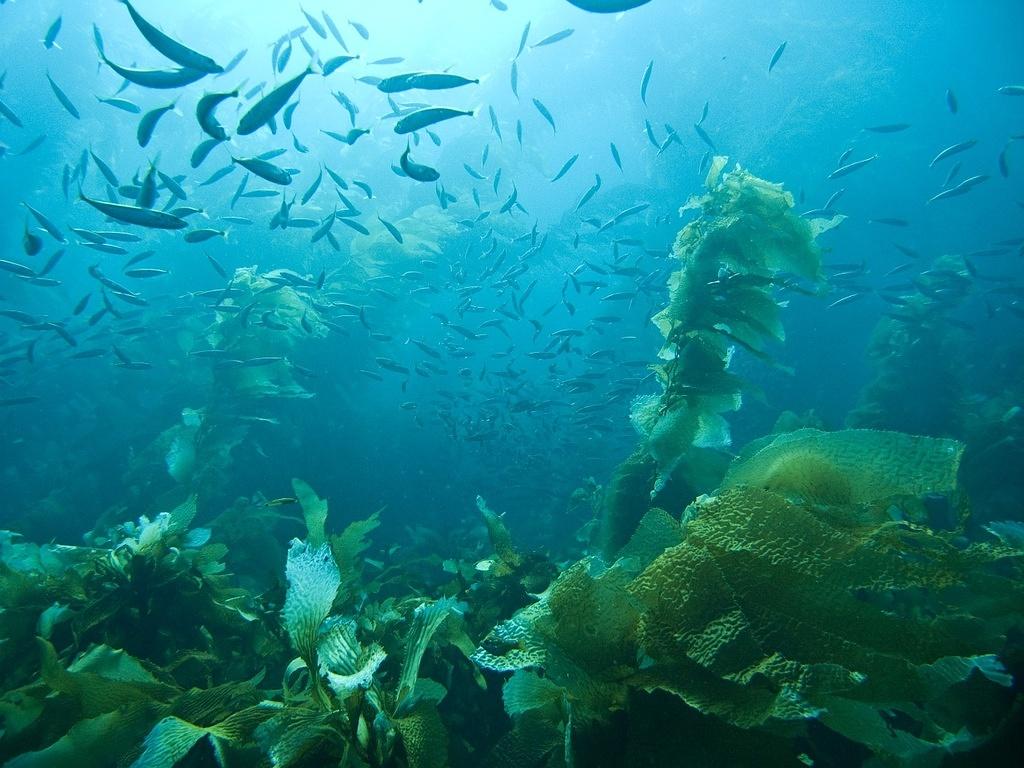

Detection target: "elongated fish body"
[79, 192, 187, 229]
[100, 53, 206, 89]
[120, 0, 222, 73]
[532, 98, 556, 132]
[137, 101, 176, 147]
[640, 60, 653, 104]
[237, 66, 313, 135]
[232, 156, 293, 185]
[400, 145, 440, 182]
[196, 90, 236, 140]
[769, 41, 787, 72]
[394, 107, 474, 134]
[550, 153, 579, 182]
[46, 72, 79, 119]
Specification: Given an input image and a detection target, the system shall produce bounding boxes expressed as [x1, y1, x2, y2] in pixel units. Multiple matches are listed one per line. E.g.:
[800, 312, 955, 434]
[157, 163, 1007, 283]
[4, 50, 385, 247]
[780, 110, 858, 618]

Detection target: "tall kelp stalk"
[599, 157, 842, 554]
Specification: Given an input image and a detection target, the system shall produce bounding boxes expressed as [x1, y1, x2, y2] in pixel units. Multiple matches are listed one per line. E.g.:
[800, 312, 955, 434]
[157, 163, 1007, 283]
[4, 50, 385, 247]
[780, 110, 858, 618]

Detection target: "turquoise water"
[1, 2, 1022, 766]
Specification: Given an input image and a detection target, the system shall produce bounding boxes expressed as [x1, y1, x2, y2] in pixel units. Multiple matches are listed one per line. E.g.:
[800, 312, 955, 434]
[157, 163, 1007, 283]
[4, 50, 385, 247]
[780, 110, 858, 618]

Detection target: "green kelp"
[0, 497, 276, 767]
[205, 265, 326, 401]
[473, 428, 1023, 765]
[630, 157, 842, 496]
[849, 254, 972, 437]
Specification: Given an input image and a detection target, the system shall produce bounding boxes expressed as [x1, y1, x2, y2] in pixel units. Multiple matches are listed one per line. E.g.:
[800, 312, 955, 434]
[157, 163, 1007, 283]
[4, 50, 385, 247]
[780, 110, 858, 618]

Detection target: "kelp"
[850, 254, 972, 438]
[630, 158, 842, 496]
[474, 428, 1023, 764]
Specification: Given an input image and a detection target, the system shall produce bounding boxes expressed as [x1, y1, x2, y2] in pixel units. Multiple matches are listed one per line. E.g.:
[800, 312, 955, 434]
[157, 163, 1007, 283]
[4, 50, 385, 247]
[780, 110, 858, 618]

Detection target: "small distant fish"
[46, 72, 79, 119]
[323, 55, 359, 76]
[550, 153, 579, 182]
[137, 101, 177, 147]
[43, 16, 62, 49]
[867, 218, 909, 227]
[349, 20, 369, 40]
[394, 107, 474, 134]
[827, 154, 879, 180]
[516, 23, 531, 58]
[996, 85, 1024, 96]
[768, 41, 787, 73]
[866, 123, 910, 133]
[945, 88, 958, 114]
[532, 98, 556, 132]
[378, 216, 403, 243]
[184, 228, 226, 243]
[929, 139, 976, 167]
[0, 97, 23, 127]
[926, 174, 988, 204]
[827, 292, 865, 309]
[96, 95, 141, 113]
[232, 156, 292, 185]
[640, 60, 653, 105]
[610, 142, 623, 171]
[532, 28, 574, 48]
[123, 268, 168, 278]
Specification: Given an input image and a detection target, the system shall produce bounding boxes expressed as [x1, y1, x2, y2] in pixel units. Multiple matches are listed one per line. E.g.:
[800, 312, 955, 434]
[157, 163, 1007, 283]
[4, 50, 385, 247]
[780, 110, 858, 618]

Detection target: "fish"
[516, 23, 531, 58]
[184, 229, 225, 243]
[532, 29, 575, 48]
[43, 16, 63, 49]
[137, 101, 177, 147]
[566, 0, 652, 10]
[610, 142, 623, 171]
[827, 292, 866, 309]
[484, 105, 501, 141]
[302, 167, 323, 204]
[694, 123, 715, 151]
[768, 41, 787, 73]
[996, 85, 1024, 96]
[510, 61, 519, 98]
[119, 0, 222, 73]
[379, 73, 479, 93]
[217, 48, 247, 76]
[46, 72, 79, 119]
[196, 89, 237, 140]
[394, 107, 474, 134]
[98, 53, 207, 89]
[191, 137, 224, 168]
[926, 174, 988, 204]
[89, 151, 119, 186]
[323, 55, 359, 76]
[400, 145, 440, 182]
[232, 156, 292, 185]
[0, 258, 36, 277]
[533, 98, 556, 132]
[945, 88, 958, 113]
[96, 95, 141, 113]
[79, 191, 188, 229]
[868, 217, 909, 227]
[550, 154, 580, 182]
[332, 216, 369, 237]
[827, 155, 879, 179]
[22, 203, 66, 242]
[929, 139, 976, 167]
[123, 268, 168, 278]
[866, 123, 910, 133]
[378, 216, 404, 243]
[640, 60, 653, 105]
[237, 65, 316, 135]
[0, 97, 23, 127]
[349, 20, 370, 40]
[575, 174, 602, 211]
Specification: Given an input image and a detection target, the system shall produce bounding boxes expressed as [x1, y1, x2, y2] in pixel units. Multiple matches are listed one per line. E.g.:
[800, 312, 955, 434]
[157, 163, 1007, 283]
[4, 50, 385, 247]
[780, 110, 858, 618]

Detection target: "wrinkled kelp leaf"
[282, 540, 341, 667]
[292, 478, 328, 548]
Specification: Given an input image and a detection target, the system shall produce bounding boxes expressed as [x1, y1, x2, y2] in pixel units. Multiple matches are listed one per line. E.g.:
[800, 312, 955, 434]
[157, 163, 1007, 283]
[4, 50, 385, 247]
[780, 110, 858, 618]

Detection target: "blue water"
[1, 1, 1022, 765]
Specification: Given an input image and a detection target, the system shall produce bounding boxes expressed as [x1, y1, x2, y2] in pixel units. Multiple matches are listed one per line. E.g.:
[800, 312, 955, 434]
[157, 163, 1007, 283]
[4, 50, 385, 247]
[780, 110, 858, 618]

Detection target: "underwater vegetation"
[2, 161, 1022, 767]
